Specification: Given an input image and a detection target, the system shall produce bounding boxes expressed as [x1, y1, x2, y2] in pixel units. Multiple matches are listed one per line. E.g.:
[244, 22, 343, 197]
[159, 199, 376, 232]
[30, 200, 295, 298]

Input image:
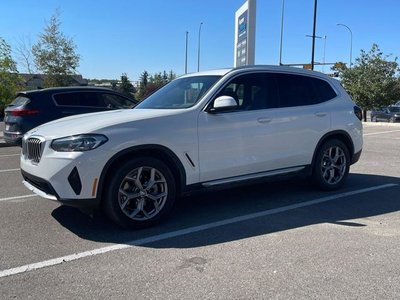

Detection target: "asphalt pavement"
[0, 123, 400, 299]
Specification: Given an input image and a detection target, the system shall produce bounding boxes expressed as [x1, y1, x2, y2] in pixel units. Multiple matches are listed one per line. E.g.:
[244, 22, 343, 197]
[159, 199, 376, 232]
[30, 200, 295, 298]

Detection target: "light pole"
[185, 31, 189, 74]
[197, 22, 203, 72]
[310, 0, 318, 70]
[279, 0, 285, 66]
[337, 23, 353, 68]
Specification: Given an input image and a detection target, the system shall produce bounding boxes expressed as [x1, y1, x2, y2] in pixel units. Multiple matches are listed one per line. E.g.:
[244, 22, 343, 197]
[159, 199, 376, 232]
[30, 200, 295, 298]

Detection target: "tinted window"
[54, 93, 79, 106]
[312, 78, 337, 102]
[217, 73, 279, 111]
[276, 74, 319, 107]
[54, 92, 103, 107]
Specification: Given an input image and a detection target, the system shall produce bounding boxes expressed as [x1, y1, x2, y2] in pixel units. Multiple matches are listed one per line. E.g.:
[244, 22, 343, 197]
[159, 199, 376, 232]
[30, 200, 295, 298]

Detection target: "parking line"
[0, 194, 38, 202]
[0, 154, 20, 158]
[0, 183, 397, 279]
[0, 168, 19, 173]
[364, 129, 400, 136]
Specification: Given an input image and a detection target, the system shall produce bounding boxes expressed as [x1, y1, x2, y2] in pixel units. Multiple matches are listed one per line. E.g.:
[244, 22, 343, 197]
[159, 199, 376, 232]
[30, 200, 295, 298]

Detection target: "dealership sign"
[234, 0, 256, 67]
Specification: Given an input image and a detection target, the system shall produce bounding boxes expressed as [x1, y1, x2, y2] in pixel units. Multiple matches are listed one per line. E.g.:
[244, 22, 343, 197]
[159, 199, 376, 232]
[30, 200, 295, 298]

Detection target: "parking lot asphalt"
[0, 123, 400, 299]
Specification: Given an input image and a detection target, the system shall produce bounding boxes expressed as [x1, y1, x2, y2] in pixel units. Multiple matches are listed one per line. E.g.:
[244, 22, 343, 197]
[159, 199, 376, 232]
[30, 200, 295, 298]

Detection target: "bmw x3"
[20, 66, 363, 228]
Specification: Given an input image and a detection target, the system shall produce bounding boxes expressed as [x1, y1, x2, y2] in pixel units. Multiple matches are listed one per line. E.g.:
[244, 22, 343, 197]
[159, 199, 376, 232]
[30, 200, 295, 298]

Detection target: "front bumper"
[20, 136, 111, 207]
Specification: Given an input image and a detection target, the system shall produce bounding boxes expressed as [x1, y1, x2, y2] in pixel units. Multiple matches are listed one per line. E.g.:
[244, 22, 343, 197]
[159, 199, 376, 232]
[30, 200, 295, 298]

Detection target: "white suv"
[21, 66, 363, 228]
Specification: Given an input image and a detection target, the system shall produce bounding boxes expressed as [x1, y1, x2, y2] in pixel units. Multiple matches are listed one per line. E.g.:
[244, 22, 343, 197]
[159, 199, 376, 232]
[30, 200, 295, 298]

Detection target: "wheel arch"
[97, 144, 187, 205]
[311, 130, 355, 171]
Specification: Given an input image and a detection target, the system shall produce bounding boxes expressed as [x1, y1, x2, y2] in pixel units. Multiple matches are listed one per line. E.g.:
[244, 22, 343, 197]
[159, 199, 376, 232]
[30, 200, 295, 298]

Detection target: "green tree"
[118, 73, 136, 99]
[0, 37, 21, 113]
[136, 70, 176, 101]
[332, 44, 400, 121]
[32, 10, 80, 87]
[137, 70, 149, 100]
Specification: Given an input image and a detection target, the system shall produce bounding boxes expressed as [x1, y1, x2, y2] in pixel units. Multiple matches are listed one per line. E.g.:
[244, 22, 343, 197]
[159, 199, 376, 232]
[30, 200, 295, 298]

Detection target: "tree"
[136, 70, 149, 100]
[332, 44, 400, 121]
[32, 10, 80, 87]
[14, 35, 36, 74]
[118, 73, 136, 99]
[136, 70, 176, 101]
[0, 37, 21, 113]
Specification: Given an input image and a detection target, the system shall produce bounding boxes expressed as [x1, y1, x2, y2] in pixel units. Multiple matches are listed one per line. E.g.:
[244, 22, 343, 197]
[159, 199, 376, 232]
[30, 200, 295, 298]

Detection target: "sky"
[1, 0, 399, 81]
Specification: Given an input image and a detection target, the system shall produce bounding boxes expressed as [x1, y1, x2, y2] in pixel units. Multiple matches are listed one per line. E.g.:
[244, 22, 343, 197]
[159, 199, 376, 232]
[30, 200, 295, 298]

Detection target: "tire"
[312, 139, 350, 191]
[390, 117, 395, 123]
[103, 157, 176, 229]
[372, 116, 377, 122]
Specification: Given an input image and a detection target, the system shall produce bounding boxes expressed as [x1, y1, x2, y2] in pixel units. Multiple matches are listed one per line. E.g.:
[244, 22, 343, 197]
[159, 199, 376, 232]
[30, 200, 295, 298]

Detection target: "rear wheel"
[372, 116, 377, 122]
[104, 157, 176, 229]
[312, 139, 350, 190]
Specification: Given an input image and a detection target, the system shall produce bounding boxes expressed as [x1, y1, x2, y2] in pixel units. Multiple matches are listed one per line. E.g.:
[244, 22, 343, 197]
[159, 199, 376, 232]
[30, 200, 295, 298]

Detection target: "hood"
[26, 109, 184, 138]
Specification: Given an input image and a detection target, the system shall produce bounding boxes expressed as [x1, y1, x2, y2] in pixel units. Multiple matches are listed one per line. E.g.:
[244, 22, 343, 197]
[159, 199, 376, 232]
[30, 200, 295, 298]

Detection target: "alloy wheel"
[320, 146, 347, 185]
[118, 166, 168, 221]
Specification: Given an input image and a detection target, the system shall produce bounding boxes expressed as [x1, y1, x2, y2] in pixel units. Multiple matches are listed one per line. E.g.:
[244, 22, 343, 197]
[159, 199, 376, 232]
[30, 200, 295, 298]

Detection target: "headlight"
[51, 134, 108, 152]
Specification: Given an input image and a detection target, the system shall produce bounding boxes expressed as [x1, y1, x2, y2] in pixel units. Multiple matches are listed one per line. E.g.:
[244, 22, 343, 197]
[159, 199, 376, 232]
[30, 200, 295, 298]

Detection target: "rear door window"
[276, 74, 319, 107]
[54, 92, 104, 107]
[54, 93, 79, 106]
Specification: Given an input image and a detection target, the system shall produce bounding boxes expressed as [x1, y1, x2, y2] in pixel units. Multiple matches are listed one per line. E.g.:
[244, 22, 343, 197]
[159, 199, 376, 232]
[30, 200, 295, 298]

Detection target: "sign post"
[234, 0, 256, 67]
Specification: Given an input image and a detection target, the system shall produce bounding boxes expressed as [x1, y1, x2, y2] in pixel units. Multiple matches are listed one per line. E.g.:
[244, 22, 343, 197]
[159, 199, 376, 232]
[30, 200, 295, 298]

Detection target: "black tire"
[103, 157, 176, 229]
[312, 139, 350, 191]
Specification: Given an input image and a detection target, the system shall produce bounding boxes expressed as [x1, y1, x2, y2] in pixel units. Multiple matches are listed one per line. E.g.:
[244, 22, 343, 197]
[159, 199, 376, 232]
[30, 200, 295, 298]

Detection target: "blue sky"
[1, 0, 399, 80]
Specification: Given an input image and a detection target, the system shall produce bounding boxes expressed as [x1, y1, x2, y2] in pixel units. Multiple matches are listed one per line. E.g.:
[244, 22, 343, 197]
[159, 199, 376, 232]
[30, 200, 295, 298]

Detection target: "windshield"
[136, 75, 221, 109]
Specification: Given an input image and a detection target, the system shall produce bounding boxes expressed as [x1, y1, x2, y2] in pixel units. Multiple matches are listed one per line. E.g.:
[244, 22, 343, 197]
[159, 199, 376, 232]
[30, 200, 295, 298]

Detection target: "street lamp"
[185, 31, 189, 74]
[279, 0, 285, 66]
[197, 22, 203, 72]
[337, 23, 353, 68]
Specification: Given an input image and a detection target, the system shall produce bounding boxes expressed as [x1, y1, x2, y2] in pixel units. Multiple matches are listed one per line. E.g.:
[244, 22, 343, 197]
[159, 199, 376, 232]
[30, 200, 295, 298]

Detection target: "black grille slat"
[25, 138, 43, 163]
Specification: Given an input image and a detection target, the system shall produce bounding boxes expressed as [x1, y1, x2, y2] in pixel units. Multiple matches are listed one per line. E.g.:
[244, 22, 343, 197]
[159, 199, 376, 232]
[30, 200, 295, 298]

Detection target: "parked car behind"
[371, 106, 400, 122]
[3, 87, 137, 144]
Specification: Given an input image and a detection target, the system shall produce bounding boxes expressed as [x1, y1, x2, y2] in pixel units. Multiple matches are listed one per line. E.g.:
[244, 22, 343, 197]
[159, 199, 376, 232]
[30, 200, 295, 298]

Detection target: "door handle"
[315, 112, 327, 117]
[257, 117, 272, 124]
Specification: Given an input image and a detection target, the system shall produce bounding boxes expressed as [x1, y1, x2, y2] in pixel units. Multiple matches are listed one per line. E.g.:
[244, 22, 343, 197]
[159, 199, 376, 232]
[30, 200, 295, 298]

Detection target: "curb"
[363, 122, 400, 127]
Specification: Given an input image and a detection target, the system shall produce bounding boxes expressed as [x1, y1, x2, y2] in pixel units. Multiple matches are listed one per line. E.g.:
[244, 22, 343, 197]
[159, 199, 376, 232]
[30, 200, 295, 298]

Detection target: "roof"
[18, 86, 117, 95]
[178, 65, 332, 80]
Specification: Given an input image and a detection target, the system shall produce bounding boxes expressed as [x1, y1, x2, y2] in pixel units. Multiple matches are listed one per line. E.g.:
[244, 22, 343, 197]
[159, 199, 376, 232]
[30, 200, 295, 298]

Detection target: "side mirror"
[209, 96, 238, 113]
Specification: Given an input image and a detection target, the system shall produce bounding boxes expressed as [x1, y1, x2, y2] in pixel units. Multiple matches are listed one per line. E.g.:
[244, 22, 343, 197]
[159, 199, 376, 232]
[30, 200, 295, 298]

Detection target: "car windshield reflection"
[136, 76, 221, 109]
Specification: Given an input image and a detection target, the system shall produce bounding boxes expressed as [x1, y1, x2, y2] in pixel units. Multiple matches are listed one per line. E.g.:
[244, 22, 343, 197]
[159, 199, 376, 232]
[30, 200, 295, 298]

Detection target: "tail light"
[11, 109, 40, 117]
[353, 106, 362, 121]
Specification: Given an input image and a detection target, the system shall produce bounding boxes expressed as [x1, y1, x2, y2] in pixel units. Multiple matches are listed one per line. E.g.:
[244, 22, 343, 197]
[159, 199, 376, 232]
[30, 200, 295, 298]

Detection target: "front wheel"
[312, 139, 350, 191]
[104, 157, 176, 229]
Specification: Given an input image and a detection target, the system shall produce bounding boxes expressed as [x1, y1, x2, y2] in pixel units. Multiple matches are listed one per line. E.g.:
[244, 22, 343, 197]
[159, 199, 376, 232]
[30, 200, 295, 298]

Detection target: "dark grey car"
[371, 106, 400, 122]
[3, 87, 137, 145]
